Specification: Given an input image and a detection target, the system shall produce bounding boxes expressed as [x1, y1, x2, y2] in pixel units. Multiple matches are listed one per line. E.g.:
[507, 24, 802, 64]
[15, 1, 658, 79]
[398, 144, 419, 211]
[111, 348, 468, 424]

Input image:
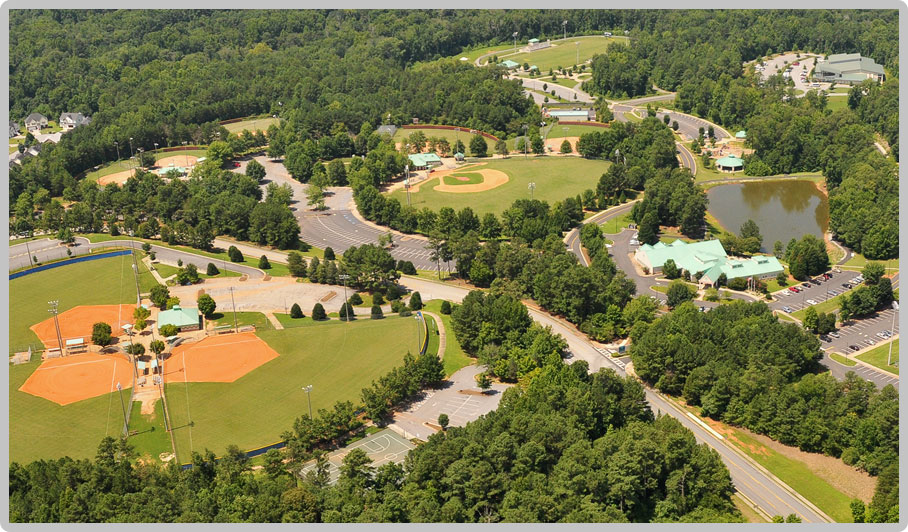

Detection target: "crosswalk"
[595, 347, 627, 370]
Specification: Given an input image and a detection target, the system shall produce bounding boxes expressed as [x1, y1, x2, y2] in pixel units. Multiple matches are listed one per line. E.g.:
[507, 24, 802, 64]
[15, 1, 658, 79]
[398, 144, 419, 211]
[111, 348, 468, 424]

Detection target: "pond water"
[706, 180, 828, 251]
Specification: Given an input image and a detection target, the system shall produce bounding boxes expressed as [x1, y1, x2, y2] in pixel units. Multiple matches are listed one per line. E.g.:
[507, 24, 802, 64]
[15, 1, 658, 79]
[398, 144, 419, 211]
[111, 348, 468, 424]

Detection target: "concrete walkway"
[422, 311, 446, 359]
[265, 311, 284, 330]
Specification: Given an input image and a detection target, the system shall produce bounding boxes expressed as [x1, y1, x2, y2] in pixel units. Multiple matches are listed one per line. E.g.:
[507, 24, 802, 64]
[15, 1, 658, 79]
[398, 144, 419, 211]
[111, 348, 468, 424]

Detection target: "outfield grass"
[209, 311, 273, 331]
[84, 150, 209, 183]
[545, 123, 609, 139]
[9, 254, 143, 352]
[223, 116, 279, 135]
[856, 339, 899, 375]
[388, 157, 611, 215]
[10, 358, 126, 464]
[165, 316, 419, 458]
[503, 36, 625, 72]
[424, 300, 473, 377]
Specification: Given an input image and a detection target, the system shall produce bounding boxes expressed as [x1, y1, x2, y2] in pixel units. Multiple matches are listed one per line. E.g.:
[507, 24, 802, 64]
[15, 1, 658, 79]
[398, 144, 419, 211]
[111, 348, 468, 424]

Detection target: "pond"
[706, 180, 828, 251]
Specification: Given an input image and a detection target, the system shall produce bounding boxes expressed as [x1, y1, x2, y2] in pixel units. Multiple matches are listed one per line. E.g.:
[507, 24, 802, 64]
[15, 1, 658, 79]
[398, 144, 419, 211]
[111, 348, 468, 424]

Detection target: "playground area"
[299, 428, 415, 484]
[164, 332, 280, 383]
[97, 155, 200, 186]
[30, 304, 134, 349]
[18, 352, 134, 406]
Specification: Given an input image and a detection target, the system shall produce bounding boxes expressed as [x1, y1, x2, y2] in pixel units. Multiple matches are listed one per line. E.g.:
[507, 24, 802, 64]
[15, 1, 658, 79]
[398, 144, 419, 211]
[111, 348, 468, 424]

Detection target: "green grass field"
[165, 316, 422, 459]
[841, 253, 898, 272]
[10, 358, 128, 464]
[791, 296, 843, 321]
[209, 311, 273, 331]
[443, 172, 485, 186]
[825, 97, 848, 112]
[424, 300, 473, 377]
[154, 263, 181, 279]
[829, 353, 857, 367]
[223, 116, 279, 134]
[601, 212, 633, 235]
[388, 157, 611, 215]
[10, 254, 145, 352]
[540, 76, 580, 89]
[856, 339, 899, 375]
[125, 400, 172, 461]
[84, 150, 209, 183]
[503, 36, 625, 72]
[545, 123, 609, 138]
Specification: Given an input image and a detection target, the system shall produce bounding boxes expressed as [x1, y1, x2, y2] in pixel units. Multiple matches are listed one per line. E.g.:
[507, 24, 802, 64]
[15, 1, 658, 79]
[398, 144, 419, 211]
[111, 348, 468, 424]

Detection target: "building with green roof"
[716, 154, 744, 172]
[814, 53, 885, 85]
[735, 130, 747, 140]
[634, 239, 784, 287]
[408, 152, 443, 170]
[156, 305, 201, 333]
[499, 60, 520, 69]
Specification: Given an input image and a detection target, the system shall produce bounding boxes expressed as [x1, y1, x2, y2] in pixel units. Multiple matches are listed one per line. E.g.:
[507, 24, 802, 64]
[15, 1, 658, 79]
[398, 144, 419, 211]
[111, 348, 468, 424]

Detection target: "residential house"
[24, 113, 48, 133]
[9, 121, 20, 138]
[59, 112, 92, 130]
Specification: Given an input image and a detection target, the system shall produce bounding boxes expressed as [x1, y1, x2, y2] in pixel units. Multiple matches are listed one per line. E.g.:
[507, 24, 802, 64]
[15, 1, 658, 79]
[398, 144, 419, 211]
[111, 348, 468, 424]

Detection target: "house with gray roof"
[59, 112, 92, 130]
[24, 113, 47, 133]
[9, 121, 20, 138]
[814, 53, 885, 85]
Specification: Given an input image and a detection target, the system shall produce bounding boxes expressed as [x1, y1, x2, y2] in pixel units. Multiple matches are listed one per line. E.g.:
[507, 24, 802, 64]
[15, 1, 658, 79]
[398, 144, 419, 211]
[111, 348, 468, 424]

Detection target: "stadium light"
[117, 382, 129, 436]
[302, 385, 313, 419]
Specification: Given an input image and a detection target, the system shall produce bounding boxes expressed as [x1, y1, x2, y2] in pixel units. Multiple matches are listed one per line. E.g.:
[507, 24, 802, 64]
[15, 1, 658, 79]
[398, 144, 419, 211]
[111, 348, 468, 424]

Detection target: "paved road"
[511, 76, 594, 103]
[9, 237, 264, 278]
[248, 155, 439, 270]
[649, 109, 730, 142]
[398, 275, 830, 523]
[676, 142, 697, 174]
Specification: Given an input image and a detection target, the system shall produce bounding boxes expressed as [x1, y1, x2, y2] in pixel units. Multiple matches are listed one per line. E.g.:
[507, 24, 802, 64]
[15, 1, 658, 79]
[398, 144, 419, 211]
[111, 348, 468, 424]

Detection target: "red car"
[789, 287, 800, 293]
[233, 161, 241, 167]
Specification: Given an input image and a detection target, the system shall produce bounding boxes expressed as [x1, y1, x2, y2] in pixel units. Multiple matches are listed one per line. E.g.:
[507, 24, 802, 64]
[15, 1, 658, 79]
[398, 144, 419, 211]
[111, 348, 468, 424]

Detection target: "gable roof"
[408, 152, 442, 167]
[817, 54, 884, 76]
[25, 113, 47, 124]
[500, 60, 520, 68]
[376, 125, 397, 136]
[60, 112, 91, 126]
[157, 305, 200, 329]
[702, 255, 784, 283]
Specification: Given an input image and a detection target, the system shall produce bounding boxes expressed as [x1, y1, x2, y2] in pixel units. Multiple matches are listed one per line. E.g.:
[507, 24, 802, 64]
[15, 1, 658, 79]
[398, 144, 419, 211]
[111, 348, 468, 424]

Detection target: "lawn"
[503, 36, 626, 72]
[539, 76, 579, 89]
[209, 311, 273, 331]
[10, 358, 127, 464]
[84, 150, 209, 182]
[841, 253, 898, 272]
[791, 296, 842, 321]
[829, 353, 857, 367]
[9, 254, 144, 352]
[388, 157, 611, 216]
[165, 316, 419, 458]
[424, 300, 474, 377]
[153, 262, 181, 279]
[856, 339, 899, 375]
[544, 123, 610, 139]
[223, 116, 279, 135]
[601, 212, 633, 235]
[125, 400, 172, 462]
[825, 97, 848, 112]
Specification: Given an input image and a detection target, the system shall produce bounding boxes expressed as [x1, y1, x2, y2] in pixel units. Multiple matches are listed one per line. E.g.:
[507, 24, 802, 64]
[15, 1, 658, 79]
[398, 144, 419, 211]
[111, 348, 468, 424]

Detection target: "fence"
[9, 250, 132, 280]
[400, 124, 500, 142]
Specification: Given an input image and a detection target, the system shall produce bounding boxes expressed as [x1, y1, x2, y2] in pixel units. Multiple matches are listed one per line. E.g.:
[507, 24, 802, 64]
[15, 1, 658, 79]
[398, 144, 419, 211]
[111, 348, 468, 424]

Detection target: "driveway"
[511, 75, 594, 103]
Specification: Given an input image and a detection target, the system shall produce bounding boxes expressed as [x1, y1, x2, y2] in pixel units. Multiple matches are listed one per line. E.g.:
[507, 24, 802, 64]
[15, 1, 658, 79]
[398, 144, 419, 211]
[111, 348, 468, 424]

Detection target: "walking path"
[265, 312, 284, 330]
[422, 311, 446, 359]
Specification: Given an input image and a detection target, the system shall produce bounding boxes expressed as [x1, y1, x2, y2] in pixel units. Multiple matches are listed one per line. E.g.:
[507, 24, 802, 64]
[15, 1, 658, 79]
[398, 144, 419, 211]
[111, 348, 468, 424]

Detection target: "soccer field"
[503, 36, 625, 71]
[388, 156, 610, 215]
[545, 123, 609, 139]
[164, 316, 424, 460]
[9, 254, 150, 353]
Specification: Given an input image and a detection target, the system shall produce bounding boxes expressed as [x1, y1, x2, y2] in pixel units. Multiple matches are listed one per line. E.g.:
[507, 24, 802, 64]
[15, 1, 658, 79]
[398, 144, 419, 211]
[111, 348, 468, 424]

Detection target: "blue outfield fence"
[9, 250, 132, 280]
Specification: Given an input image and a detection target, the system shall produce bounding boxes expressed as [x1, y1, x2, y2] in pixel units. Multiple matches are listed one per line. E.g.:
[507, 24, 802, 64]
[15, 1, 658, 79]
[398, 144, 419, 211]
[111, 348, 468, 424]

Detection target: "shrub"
[91, 322, 113, 346]
[165, 297, 181, 310]
[339, 302, 355, 321]
[371, 305, 384, 319]
[150, 285, 170, 309]
[288, 251, 307, 277]
[399, 308, 412, 317]
[372, 292, 385, 305]
[159, 324, 179, 337]
[400, 261, 417, 275]
[390, 300, 405, 313]
[228, 245, 244, 263]
[438, 413, 449, 430]
[311, 303, 327, 321]
[206, 263, 220, 276]
[324, 247, 335, 260]
[197, 293, 217, 317]
[727, 277, 748, 291]
[290, 303, 304, 319]
[408, 292, 423, 310]
[348, 293, 363, 305]
[141, 242, 151, 253]
[258, 255, 271, 269]
[440, 300, 452, 314]
[775, 271, 788, 285]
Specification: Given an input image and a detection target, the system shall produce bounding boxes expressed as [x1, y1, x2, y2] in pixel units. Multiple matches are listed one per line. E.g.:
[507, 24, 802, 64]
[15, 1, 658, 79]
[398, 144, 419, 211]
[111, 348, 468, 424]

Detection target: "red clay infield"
[31, 304, 134, 349]
[19, 353, 134, 406]
[164, 332, 279, 383]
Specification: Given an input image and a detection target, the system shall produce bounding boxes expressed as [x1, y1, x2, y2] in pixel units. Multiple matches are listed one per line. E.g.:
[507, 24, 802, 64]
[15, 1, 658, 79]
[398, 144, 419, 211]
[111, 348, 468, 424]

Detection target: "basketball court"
[18, 352, 134, 406]
[164, 332, 280, 383]
[30, 304, 134, 349]
[298, 428, 415, 484]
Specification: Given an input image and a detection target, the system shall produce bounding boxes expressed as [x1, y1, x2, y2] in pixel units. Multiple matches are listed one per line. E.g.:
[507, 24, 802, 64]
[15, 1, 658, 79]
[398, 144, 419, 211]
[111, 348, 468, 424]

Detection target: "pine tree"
[290, 303, 304, 319]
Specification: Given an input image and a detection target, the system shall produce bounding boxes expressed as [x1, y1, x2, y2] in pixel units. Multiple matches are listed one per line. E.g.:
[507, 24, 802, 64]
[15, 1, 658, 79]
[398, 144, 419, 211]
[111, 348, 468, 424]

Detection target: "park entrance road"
[398, 275, 831, 523]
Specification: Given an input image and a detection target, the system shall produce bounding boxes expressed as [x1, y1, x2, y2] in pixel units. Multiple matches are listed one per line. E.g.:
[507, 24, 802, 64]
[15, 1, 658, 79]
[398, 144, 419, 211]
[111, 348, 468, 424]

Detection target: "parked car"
[867, 339, 877, 346]
[782, 306, 793, 313]
[792, 61, 800, 66]
[829, 332, 840, 338]
[842, 283, 853, 289]
[789, 287, 800, 293]
[232, 161, 241, 167]
[819, 335, 830, 342]
[802, 282, 811, 288]
[849, 345, 862, 352]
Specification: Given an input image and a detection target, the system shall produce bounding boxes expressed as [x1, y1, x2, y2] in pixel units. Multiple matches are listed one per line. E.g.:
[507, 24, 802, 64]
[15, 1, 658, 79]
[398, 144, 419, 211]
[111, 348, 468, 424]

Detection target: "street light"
[414, 313, 422, 355]
[302, 385, 313, 419]
[512, 31, 518, 52]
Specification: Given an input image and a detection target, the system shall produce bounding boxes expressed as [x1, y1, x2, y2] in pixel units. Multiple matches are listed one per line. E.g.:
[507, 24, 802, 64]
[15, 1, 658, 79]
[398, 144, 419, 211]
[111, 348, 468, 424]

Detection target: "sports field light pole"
[338, 274, 350, 322]
[414, 313, 422, 355]
[229, 286, 238, 332]
[562, 20, 568, 41]
[887, 300, 897, 366]
[302, 385, 313, 419]
[123, 324, 138, 380]
[513, 31, 518, 53]
[117, 382, 129, 436]
[528, 182, 536, 200]
[129, 137, 134, 159]
[48, 300, 64, 355]
[522, 124, 528, 159]
[405, 165, 411, 207]
[114, 141, 120, 163]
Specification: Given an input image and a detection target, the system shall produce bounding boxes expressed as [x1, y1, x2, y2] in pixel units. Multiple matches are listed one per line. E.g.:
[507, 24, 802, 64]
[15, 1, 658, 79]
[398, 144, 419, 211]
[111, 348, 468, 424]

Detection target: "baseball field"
[164, 315, 428, 459]
[388, 156, 611, 215]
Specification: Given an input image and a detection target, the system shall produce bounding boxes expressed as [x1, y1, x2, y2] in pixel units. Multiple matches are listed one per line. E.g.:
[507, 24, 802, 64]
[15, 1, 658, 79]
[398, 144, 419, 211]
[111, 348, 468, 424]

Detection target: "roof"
[376, 125, 398, 136]
[157, 305, 200, 329]
[528, 38, 540, 43]
[637, 239, 728, 275]
[816, 54, 884, 76]
[735, 130, 746, 139]
[702, 255, 784, 282]
[454, 152, 464, 158]
[500, 60, 520, 68]
[548, 110, 592, 117]
[529, 65, 538, 70]
[25, 113, 46, 123]
[716, 155, 744, 168]
[408, 152, 442, 166]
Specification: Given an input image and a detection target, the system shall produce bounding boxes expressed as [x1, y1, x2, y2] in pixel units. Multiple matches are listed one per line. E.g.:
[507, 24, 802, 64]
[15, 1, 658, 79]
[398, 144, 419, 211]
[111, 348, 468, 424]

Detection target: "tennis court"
[298, 428, 415, 484]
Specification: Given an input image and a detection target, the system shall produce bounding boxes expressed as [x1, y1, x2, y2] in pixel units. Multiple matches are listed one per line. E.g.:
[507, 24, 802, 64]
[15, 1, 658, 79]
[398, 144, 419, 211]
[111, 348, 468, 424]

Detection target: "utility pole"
[117, 382, 129, 436]
[123, 324, 137, 380]
[48, 300, 64, 355]
[229, 286, 238, 332]
[23, 238, 32, 270]
[129, 137, 134, 159]
[562, 20, 567, 41]
[130, 240, 141, 305]
[405, 165, 411, 207]
[513, 31, 518, 52]
[302, 385, 313, 419]
[114, 141, 120, 163]
[338, 274, 350, 322]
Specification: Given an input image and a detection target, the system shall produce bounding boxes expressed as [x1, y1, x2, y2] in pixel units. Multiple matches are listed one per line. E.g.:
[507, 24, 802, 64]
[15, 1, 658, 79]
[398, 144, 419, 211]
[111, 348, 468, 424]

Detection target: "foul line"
[105, 361, 117, 436]
[35, 359, 110, 370]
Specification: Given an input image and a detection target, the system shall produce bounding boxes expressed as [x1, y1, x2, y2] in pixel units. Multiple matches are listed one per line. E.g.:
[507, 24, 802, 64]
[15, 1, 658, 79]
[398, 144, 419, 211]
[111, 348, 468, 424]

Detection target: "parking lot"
[821, 307, 899, 353]
[755, 52, 833, 94]
[771, 270, 857, 314]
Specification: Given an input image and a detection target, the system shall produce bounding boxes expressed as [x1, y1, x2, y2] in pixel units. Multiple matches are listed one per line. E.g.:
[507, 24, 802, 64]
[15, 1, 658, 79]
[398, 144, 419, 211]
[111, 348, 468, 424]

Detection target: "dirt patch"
[155, 155, 198, 169]
[164, 332, 279, 383]
[31, 304, 134, 349]
[454, 176, 471, 181]
[98, 168, 139, 186]
[19, 352, 134, 405]
[545, 136, 580, 154]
